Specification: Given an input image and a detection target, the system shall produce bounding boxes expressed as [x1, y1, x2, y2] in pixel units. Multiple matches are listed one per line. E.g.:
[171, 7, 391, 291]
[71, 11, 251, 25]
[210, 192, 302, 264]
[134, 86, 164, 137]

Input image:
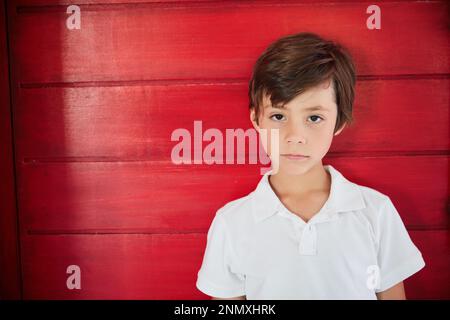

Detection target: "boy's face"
[250, 79, 345, 175]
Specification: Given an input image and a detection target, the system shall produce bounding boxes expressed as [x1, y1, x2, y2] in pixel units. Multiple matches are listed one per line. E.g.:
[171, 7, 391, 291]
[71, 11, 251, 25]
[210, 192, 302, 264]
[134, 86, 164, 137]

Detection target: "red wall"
[0, 0, 21, 300]
[1, 0, 449, 299]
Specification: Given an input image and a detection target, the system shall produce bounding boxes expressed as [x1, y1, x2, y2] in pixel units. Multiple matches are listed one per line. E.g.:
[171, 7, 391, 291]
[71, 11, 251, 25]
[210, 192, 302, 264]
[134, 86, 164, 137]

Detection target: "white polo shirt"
[196, 164, 425, 299]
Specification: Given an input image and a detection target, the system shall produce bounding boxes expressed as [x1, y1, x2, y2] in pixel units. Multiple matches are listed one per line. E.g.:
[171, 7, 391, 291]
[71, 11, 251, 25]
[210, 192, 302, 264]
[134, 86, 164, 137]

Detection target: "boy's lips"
[281, 154, 310, 160]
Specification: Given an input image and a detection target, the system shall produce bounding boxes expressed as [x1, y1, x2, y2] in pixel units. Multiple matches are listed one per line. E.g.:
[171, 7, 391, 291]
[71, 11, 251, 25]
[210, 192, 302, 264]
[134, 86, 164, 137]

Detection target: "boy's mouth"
[280, 154, 310, 161]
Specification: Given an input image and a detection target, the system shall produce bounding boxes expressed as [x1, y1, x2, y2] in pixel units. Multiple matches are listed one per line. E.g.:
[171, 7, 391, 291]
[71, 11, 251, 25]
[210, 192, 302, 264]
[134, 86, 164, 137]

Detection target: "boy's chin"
[271, 159, 314, 176]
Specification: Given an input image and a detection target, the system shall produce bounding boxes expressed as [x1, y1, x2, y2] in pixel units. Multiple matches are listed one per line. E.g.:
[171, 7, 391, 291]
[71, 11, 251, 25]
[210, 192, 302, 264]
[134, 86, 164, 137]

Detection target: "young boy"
[196, 32, 425, 300]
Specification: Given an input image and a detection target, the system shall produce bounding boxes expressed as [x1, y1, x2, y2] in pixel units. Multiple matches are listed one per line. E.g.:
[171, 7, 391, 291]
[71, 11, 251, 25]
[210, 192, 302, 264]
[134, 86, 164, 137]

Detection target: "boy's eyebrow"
[302, 105, 330, 112]
[267, 105, 330, 112]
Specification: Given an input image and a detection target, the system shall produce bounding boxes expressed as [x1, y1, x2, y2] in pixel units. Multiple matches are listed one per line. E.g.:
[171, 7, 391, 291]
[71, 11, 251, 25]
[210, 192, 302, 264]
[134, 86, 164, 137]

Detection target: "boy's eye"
[270, 114, 286, 121]
[269, 114, 324, 123]
[308, 115, 323, 124]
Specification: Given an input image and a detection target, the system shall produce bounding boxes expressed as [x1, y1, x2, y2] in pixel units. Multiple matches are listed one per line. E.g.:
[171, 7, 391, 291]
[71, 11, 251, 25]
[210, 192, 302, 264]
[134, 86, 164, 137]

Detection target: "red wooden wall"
[1, 0, 449, 299]
[0, 0, 21, 300]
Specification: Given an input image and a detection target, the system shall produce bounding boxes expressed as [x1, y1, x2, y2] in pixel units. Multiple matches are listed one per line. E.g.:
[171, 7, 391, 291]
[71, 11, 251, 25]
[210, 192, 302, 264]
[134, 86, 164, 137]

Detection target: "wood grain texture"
[21, 233, 206, 299]
[14, 0, 425, 5]
[12, 79, 450, 160]
[19, 230, 450, 299]
[8, 1, 449, 83]
[17, 157, 448, 233]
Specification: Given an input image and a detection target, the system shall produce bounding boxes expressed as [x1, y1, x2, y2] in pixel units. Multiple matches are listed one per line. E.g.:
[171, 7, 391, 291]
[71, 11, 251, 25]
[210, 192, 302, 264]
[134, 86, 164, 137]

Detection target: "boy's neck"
[268, 162, 331, 198]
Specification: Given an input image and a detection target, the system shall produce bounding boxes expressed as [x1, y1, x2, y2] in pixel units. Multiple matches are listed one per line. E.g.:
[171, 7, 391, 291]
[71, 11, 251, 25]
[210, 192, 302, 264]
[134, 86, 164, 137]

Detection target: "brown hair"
[248, 32, 356, 133]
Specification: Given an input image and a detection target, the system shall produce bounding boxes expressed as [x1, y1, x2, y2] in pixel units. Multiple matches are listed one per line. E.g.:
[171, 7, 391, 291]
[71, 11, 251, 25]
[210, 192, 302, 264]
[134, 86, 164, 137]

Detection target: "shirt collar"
[251, 164, 366, 223]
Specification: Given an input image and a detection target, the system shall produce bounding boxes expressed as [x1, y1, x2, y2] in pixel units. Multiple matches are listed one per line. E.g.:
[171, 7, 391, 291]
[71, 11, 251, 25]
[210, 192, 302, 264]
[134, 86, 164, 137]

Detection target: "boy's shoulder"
[346, 178, 398, 225]
[327, 163, 393, 214]
[215, 191, 255, 225]
[354, 182, 391, 207]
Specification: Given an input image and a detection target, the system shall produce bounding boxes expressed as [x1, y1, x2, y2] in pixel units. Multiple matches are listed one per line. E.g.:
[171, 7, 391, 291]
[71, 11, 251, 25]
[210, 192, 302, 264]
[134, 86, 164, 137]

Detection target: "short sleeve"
[196, 211, 246, 298]
[374, 197, 426, 293]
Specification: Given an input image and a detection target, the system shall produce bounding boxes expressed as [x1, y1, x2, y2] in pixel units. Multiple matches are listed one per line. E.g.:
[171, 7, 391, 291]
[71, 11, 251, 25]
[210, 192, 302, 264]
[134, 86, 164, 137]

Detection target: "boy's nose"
[286, 123, 306, 144]
[287, 136, 306, 144]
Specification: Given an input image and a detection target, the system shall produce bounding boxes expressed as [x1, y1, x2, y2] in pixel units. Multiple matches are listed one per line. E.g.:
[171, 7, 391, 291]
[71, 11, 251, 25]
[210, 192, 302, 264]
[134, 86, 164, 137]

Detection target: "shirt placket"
[279, 206, 335, 256]
[298, 223, 317, 255]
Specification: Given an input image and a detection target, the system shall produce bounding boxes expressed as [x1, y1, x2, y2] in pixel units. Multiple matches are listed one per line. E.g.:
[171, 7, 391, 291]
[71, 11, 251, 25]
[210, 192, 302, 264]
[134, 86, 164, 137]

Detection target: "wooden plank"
[13, 79, 449, 160]
[17, 156, 448, 232]
[21, 233, 206, 299]
[20, 230, 449, 299]
[15, 83, 251, 160]
[0, 0, 22, 300]
[15, 0, 220, 5]
[13, 0, 421, 5]
[8, 1, 449, 83]
[19, 164, 262, 233]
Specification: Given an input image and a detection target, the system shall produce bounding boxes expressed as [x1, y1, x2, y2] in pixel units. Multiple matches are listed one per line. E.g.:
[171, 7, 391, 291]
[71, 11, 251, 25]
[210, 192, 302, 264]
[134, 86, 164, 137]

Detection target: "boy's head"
[248, 32, 356, 175]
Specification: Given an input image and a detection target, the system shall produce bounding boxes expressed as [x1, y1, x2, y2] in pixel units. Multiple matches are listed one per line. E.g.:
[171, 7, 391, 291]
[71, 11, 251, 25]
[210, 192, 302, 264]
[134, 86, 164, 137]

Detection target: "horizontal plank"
[21, 233, 207, 299]
[14, 0, 421, 6]
[8, 1, 449, 83]
[18, 164, 262, 233]
[17, 156, 448, 233]
[15, 0, 217, 5]
[20, 230, 449, 299]
[14, 79, 449, 160]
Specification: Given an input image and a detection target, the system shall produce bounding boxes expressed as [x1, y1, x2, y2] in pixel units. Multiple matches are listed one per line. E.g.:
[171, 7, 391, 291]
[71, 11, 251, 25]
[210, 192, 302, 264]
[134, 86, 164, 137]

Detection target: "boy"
[196, 32, 425, 300]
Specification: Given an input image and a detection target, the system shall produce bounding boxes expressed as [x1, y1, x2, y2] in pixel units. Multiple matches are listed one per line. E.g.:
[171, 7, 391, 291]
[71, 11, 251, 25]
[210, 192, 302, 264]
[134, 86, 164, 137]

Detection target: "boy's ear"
[250, 108, 260, 131]
[334, 122, 346, 136]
